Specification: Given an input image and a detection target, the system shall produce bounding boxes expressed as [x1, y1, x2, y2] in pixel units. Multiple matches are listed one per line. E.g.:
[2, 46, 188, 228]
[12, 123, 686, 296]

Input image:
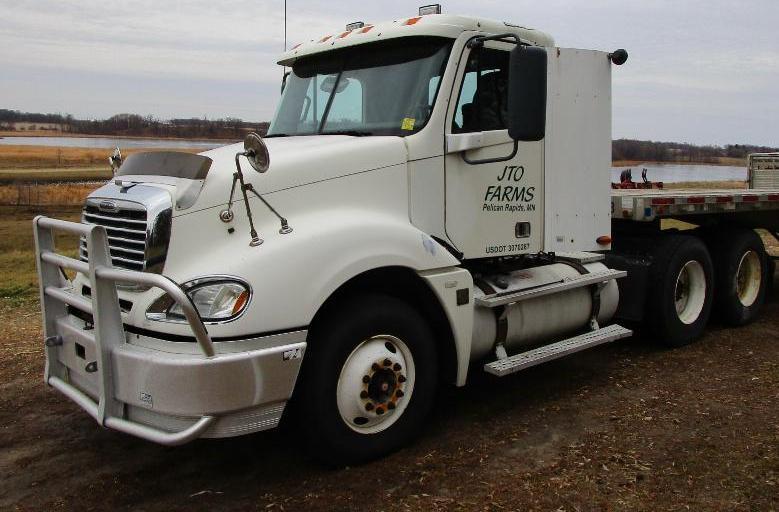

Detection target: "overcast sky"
[1, 0, 777, 146]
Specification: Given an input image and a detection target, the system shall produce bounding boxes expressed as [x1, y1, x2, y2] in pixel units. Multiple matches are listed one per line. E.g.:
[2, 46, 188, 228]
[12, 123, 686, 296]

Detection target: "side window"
[452, 47, 510, 133]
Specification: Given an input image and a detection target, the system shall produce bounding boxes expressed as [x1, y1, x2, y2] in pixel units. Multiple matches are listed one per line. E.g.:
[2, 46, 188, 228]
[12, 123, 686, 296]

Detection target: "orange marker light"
[319, 35, 332, 43]
[338, 31, 351, 38]
[360, 25, 374, 33]
[596, 235, 612, 245]
[404, 17, 422, 25]
[232, 290, 249, 316]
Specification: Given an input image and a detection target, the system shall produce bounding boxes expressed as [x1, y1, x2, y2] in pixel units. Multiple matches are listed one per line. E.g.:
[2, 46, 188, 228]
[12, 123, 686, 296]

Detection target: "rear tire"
[648, 235, 714, 347]
[296, 294, 437, 466]
[709, 228, 768, 326]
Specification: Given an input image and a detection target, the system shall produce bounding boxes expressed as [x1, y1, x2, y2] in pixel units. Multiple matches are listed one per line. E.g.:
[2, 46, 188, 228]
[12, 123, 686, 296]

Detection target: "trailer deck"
[611, 188, 779, 224]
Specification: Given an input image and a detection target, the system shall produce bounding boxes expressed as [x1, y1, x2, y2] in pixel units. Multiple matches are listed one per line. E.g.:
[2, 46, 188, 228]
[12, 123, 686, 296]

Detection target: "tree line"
[612, 138, 777, 163]
[0, 109, 269, 139]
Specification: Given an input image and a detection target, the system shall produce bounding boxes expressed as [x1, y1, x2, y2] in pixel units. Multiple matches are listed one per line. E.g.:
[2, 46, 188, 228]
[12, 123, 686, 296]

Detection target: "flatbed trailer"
[611, 187, 779, 232]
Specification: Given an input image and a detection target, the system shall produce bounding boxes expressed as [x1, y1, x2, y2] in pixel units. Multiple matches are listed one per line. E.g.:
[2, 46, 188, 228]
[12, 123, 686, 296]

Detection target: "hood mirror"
[243, 132, 270, 173]
[320, 75, 350, 94]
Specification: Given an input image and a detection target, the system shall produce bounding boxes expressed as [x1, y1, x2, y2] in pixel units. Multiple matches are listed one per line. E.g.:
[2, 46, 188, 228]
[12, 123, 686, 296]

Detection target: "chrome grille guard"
[34, 216, 216, 445]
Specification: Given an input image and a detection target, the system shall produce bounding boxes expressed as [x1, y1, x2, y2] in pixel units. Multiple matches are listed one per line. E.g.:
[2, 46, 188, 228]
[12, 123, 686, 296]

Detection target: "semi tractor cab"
[33, 7, 779, 464]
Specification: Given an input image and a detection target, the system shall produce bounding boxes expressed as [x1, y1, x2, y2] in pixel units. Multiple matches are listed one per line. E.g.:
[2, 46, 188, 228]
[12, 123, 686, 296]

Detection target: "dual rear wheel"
[648, 229, 769, 346]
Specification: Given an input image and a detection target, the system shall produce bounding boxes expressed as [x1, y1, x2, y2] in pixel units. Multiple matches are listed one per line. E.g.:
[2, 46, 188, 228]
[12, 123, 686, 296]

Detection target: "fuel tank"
[471, 262, 620, 361]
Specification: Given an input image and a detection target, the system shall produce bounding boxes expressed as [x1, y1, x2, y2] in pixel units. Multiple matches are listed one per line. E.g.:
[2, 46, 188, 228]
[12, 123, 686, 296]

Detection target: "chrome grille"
[80, 204, 148, 271]
[79, 185, 172, 274]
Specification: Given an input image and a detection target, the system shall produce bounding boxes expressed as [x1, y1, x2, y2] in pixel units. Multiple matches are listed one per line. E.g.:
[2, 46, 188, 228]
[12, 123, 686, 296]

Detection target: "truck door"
[444, 41, 544, 259]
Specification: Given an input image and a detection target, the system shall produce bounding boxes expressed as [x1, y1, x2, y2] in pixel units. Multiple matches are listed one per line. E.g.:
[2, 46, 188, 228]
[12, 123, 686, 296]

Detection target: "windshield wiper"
[320, 130, 373, 137]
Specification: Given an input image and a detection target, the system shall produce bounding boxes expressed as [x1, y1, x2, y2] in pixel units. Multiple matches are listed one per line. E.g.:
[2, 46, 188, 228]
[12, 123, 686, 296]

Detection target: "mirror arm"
[461, 140, 518, 166]
[234, 152, 263, 247]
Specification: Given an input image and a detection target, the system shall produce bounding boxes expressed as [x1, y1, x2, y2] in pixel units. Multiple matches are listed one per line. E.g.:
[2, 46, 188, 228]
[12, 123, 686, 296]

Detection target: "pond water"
[611, 163, 746, 183]
[0, 136, 229, 150]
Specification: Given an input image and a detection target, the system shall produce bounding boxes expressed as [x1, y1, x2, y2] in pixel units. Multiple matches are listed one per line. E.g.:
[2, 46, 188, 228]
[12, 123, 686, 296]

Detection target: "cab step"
[484, 324, 632, 377]
[475, 269, 627, 308]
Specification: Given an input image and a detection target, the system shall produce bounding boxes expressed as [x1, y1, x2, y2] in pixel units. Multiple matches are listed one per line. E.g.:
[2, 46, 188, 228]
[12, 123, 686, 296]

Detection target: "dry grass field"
[0, 144, 200, 169]
[0, 144, 202, 183]
[0, 183, 98, 206]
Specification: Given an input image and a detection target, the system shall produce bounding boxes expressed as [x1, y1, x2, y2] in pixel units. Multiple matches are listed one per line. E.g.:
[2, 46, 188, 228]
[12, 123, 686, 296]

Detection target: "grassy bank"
[0, 183, 98, 206]
[0, 144, 201, 170]
[0, 207, 81, 306]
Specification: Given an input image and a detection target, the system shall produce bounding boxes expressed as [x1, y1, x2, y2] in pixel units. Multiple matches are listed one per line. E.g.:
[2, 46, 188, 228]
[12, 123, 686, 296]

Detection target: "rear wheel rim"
[336, 335, 416, 434]
[674, 260, 707, 325]
[735, 250, 762, 307]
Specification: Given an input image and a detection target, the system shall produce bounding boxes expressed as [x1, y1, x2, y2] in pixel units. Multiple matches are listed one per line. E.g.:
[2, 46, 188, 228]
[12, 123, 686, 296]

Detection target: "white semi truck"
[33, 7, 779, 464]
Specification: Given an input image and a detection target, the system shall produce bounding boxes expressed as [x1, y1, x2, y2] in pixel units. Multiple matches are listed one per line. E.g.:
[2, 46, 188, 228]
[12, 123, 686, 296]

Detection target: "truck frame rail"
[33, 216, 217, 445]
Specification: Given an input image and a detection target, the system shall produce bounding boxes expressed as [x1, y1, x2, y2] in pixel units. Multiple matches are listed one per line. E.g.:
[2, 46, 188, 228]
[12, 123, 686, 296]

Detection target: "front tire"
[297, 294, 437, 466]
[648, 235, 714, 347]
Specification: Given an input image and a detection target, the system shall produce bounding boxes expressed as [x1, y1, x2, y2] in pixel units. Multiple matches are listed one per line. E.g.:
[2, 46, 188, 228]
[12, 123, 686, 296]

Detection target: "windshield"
[268, 37, 452, 137]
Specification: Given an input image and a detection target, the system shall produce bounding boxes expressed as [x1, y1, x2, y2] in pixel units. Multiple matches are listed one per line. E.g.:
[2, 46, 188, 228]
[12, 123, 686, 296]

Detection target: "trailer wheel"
[296, 294, 437, 466]
[648, 235, 714, 346]
[710, 229, 768, 326]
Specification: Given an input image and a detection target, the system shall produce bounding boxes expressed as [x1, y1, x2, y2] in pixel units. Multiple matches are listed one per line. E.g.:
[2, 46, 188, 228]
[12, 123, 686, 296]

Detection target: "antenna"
[283, 0, 287, 76]
[284, 0, 287, 51]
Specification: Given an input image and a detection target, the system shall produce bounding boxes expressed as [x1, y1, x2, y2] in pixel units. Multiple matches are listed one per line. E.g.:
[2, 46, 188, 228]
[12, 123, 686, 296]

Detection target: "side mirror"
[507, 46, 547, 142]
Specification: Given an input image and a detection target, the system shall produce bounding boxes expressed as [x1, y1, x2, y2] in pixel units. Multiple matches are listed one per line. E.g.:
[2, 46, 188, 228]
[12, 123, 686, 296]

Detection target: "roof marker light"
[346, 21, 365, 31]
[319, 35, 332, 43]
[360, 25, 374, 33]
[338, 31, 351, 38]
[419, 4, 442, 15]
[404, 17, 422, 25]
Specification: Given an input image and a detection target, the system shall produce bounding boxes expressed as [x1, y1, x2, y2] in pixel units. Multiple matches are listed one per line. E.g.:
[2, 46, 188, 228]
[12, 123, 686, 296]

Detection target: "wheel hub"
[735, 250, 761, 307]
[674, 260, 706, 325]
[336, 335, 415, 434]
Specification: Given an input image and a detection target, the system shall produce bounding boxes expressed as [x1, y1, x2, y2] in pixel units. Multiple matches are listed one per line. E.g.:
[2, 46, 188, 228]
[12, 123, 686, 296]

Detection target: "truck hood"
[190, 135, 408, 213]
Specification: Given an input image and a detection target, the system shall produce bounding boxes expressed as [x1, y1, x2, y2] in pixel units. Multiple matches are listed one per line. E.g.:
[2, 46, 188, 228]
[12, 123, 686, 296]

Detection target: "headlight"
[146, 277, 251, 323]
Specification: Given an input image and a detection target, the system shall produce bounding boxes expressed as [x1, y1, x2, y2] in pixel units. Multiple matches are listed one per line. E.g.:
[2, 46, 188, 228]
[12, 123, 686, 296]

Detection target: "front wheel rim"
[336, 335, 416, 434]
[735, 250, 762, 307]
[674, 260, 707, 325]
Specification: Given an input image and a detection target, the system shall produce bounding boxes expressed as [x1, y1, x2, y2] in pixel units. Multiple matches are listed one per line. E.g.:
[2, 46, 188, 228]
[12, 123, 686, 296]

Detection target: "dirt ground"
[0, 271, 775, 511]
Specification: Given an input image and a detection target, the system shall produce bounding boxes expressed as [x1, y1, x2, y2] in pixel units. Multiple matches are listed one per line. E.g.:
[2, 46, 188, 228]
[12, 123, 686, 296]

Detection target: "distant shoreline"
[612, 158, 746, 168]
[0, 131, 241, 143]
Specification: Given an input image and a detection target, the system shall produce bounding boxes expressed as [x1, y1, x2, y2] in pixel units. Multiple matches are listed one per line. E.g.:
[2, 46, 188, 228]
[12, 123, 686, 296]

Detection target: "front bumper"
[34, 216, 306, 445]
